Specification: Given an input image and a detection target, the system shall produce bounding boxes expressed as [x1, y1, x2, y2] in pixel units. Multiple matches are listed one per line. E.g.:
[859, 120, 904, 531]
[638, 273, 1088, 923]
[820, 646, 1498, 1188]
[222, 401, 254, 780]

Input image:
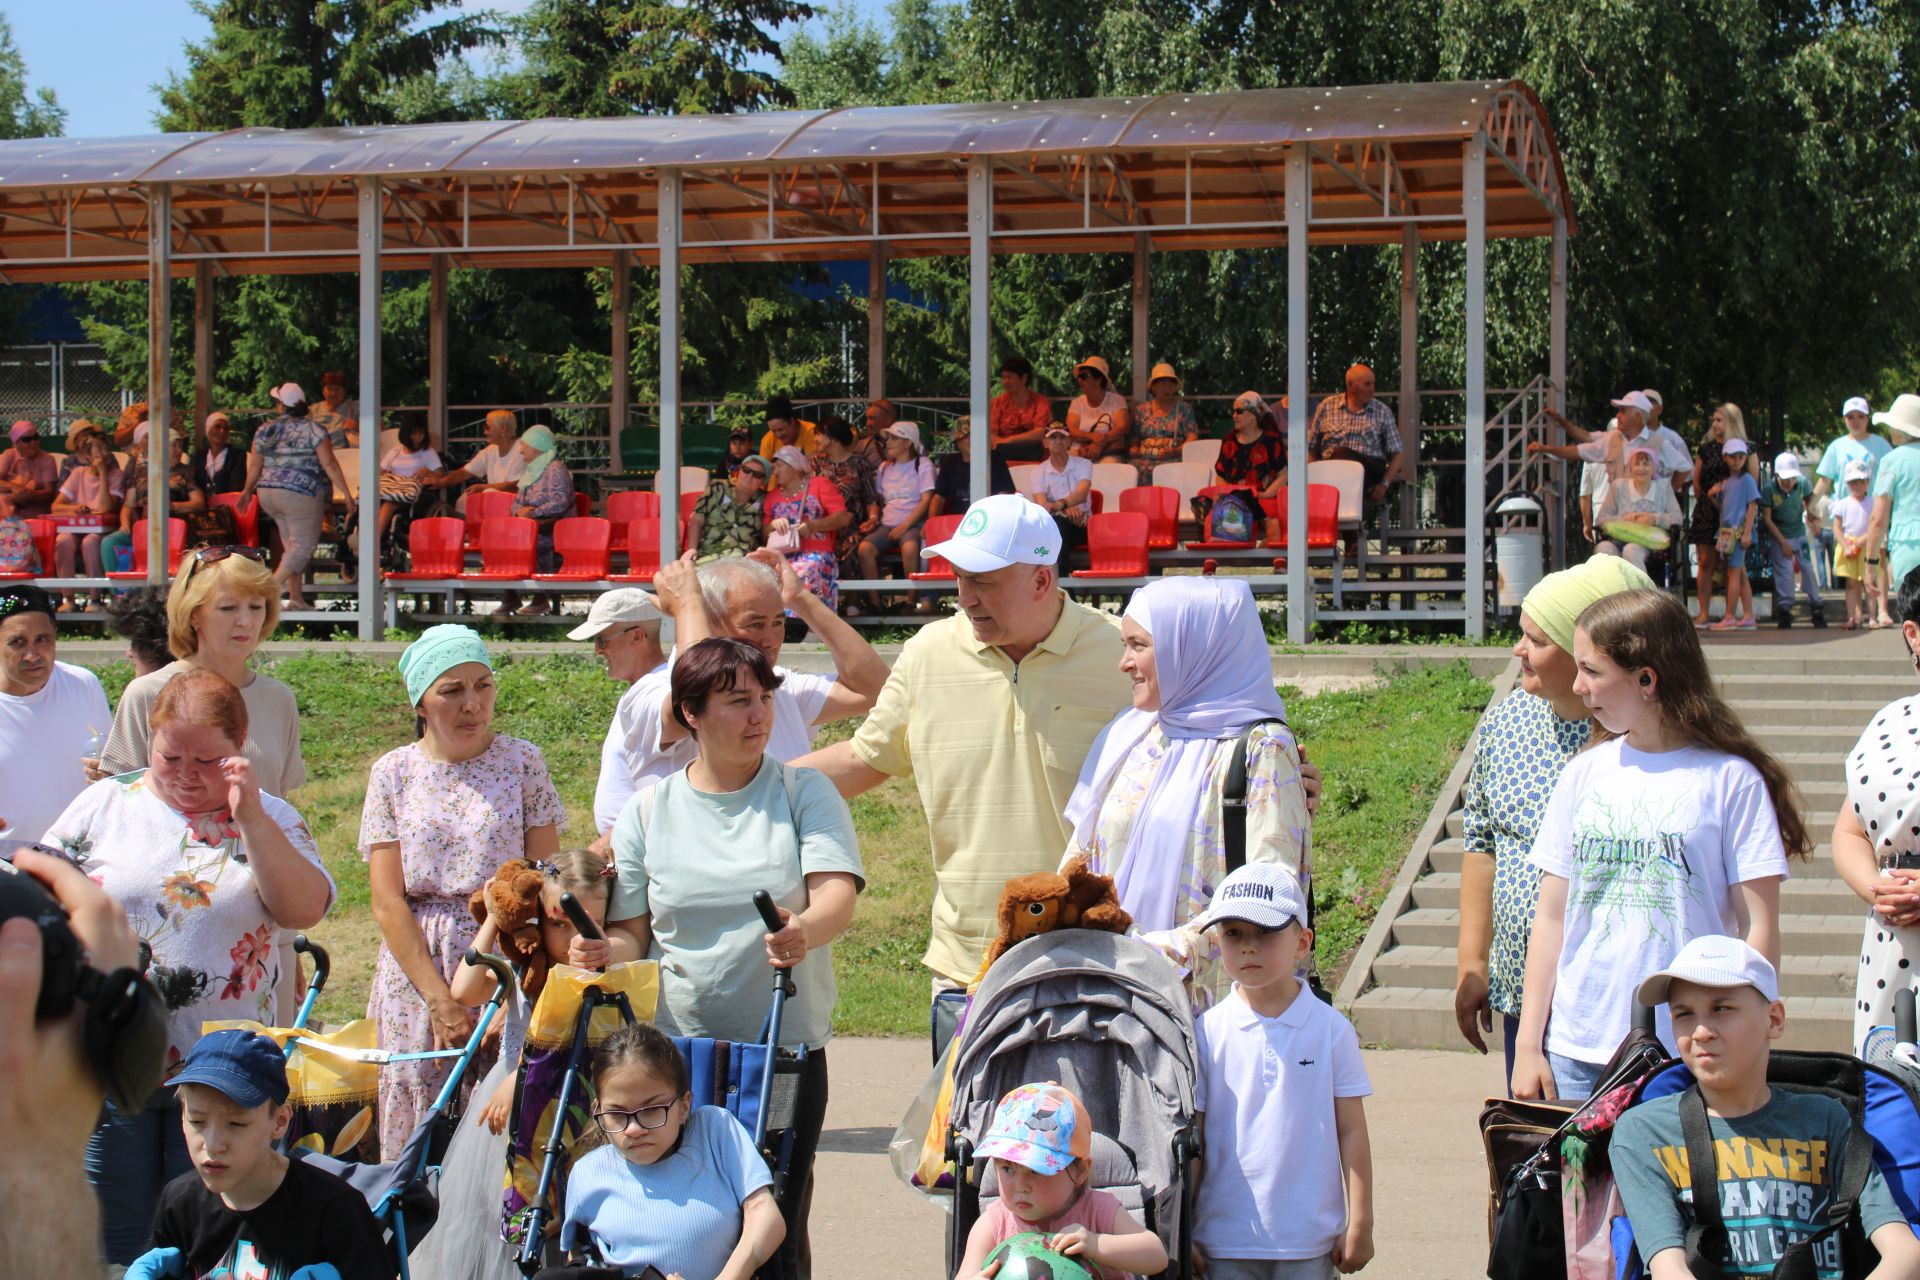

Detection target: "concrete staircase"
[1339, 638, 1915, 1053]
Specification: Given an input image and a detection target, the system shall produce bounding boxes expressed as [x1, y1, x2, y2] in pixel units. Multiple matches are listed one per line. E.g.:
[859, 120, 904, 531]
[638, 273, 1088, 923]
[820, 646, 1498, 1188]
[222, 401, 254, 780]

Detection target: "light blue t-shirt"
[1718, 472, 1760, 533]
[1872, 443, 1920, 586]
[609, 758, 863, 1047]
[1818, 431, 1891, 491]
[563, 1107, 772, 1280]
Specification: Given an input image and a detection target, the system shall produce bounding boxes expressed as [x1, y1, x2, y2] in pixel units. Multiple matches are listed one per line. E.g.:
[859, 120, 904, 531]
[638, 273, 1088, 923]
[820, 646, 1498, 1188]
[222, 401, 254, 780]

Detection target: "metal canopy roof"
[0, 78, 1571, 281]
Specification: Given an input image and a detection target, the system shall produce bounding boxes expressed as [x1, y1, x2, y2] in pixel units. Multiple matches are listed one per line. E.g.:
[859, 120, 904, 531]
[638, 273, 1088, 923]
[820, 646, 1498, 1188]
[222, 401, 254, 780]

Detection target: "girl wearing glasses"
[561, 1023, 785, 1280]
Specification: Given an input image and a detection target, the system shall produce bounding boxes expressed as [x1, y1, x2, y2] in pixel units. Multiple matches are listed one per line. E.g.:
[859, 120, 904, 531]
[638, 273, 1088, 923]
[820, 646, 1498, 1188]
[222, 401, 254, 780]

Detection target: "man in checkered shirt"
[1308, 363, 1404, 503]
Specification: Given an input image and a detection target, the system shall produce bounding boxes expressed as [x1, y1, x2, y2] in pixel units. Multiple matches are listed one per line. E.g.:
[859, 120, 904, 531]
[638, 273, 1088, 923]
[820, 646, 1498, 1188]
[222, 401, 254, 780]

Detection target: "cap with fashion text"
[1192, 862, 1308, 933]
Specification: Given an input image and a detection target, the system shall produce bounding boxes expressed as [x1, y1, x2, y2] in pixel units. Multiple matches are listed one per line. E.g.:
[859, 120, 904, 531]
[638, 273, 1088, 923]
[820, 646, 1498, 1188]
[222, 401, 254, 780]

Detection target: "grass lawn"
[81, 654, 1489, 1037]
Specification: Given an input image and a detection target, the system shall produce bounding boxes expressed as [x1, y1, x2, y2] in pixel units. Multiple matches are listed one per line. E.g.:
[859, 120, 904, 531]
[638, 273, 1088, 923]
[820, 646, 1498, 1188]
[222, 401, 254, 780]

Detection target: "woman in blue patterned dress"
[1453, 555, 1653, 1088]
[1063, 575, 1311, 1011]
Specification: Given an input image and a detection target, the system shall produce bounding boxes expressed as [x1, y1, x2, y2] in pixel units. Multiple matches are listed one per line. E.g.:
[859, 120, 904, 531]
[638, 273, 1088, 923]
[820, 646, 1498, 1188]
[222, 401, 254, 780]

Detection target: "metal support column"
[657, 173, 683, 573]
[1284, 146, 1310, 644]
[1464, 135, 1488, 640]
[967, 158, 991, 503]
[146, 186, 172, 584]
[610, 248, 631, 468]
[193, 259, 213, 435]
[1398, 226, 1419, 532]
[428, 255, 448, 451]
[1131, 232, 1150, 397]
[356, 179, 384, 641]
[867, 246, 887, 400]
[1549, 214, 1569, 569]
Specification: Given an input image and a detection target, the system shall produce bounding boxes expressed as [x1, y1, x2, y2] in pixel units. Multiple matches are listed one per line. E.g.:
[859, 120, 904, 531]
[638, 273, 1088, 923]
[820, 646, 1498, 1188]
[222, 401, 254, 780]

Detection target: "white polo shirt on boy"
[1194, 982, 1371, 1261]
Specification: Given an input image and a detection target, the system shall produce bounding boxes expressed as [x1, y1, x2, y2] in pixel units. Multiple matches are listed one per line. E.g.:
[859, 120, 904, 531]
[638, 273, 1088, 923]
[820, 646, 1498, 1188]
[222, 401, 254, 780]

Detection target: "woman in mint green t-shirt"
[1868, 400, 1920, 587]
[605, 635, 863, 1279]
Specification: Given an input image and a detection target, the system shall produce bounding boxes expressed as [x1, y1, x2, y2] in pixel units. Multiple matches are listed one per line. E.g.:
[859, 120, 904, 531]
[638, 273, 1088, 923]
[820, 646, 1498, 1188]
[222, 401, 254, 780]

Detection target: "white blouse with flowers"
[43, 771, 332, 1076]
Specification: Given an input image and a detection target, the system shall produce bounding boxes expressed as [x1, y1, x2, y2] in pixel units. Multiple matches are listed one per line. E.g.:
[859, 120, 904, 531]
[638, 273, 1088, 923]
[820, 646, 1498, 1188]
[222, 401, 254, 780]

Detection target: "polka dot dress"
[1851, 694, 1920, 1051]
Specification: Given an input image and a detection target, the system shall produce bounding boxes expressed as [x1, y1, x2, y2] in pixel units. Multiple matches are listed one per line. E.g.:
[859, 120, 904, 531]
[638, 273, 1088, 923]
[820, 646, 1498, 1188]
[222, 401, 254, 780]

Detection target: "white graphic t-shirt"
[1528, 738, 1790, 1062]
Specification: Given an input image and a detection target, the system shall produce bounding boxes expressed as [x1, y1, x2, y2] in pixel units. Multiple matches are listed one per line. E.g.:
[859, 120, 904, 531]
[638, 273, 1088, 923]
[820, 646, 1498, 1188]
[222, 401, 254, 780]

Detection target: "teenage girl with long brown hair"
[1511, 588, 1808, 1101]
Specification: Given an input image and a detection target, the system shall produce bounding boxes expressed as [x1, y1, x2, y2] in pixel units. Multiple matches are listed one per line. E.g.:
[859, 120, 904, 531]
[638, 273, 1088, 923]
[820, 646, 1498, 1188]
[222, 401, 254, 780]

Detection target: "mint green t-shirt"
[609, 759, 863, 1047]
[1872, 443, 1920, 586]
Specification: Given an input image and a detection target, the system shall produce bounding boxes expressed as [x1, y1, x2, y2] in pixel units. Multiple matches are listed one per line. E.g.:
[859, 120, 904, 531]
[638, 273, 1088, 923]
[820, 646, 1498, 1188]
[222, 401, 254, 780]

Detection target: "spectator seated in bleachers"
[859, 398, 897, 466]
[1216, 391, 1286, 497]
[104, 422, 206, 574]
[374, 416, 445, 558]
[689, 453, 768, 564]
[1066, 355, 1131, 461]
[1308, 362, 1404, 506]
[1128, 362, 1200, 483]
[758, 394, 821, 460]
[814, 417, 880, 574]
[0, 419, 58, 518]
[1029, 425, 1093, 555]
[990, 354, 1054, 462]
[934, 418, 1014, 517]
[189, 412, 248, 496]
[421, 408, 525, 509]
[51, 432, 126, 611]
[309, 369, 360, 447]
[720, 424, 757, 478]
[505, 424, 573, 617]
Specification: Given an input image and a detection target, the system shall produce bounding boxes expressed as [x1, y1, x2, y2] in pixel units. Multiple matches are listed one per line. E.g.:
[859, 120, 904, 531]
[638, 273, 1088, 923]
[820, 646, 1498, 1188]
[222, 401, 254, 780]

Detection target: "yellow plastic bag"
[203, 1017, 382, 1161]
[523, 960, 659, 1052]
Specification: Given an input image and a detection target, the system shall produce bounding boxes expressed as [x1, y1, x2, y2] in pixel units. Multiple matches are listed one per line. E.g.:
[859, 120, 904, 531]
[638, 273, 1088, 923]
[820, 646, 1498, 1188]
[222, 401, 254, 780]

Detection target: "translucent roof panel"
[149, 121, 526, 184]
[455, 112, 837, 172]
[0, 133, 214, 188]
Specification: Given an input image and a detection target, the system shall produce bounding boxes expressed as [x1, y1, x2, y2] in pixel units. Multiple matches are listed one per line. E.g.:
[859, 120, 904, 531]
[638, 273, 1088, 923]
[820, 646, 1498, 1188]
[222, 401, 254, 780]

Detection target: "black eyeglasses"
[593, 1102, 676, 1133]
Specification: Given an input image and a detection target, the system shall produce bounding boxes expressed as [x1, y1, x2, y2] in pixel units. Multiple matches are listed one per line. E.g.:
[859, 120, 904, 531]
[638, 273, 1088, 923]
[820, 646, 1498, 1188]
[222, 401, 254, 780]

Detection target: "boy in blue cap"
[127, 1029, 392, 1279]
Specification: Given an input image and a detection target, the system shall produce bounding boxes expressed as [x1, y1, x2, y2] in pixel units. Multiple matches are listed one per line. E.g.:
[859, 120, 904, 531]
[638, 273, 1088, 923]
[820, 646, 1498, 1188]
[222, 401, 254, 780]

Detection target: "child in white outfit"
[1190, 864, 1374, 1279]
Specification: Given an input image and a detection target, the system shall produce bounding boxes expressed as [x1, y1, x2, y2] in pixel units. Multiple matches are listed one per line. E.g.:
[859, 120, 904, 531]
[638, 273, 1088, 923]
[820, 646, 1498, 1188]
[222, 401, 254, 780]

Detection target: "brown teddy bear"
[468, 859, 549, 998]
[980, 854, 1133, 972]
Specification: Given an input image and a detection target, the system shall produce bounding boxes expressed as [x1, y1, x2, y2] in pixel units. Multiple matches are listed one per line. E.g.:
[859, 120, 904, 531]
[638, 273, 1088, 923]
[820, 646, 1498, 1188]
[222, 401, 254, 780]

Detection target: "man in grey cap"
[570, 589, 667, 838]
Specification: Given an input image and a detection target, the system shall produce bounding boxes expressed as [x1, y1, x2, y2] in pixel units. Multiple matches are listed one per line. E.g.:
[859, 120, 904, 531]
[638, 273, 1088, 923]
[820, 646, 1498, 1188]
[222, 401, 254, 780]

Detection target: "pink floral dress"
[43, 771, 330, 1079]
[358, 734, 565, 1159]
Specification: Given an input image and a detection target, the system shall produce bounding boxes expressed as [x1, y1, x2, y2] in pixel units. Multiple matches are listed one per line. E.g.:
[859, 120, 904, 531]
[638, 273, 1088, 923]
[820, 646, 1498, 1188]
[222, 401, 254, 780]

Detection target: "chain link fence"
[0, 343, 130, 429]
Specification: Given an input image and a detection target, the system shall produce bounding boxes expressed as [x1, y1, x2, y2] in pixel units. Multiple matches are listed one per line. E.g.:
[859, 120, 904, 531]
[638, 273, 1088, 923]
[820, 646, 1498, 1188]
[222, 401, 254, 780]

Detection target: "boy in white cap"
[1610, 937, 1920, 1279]
[1711, 437, 1761, 630]
[1833, 460, 1876, 629]
[1189, 864, 1373, 1278]
[1759, 451, 1826, 628]
[568, 588, 666, 837]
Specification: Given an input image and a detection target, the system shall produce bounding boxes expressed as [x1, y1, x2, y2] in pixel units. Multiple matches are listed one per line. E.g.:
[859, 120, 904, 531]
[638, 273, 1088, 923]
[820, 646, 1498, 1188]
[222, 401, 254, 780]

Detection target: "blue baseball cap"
[166, 1029, 290, 1107]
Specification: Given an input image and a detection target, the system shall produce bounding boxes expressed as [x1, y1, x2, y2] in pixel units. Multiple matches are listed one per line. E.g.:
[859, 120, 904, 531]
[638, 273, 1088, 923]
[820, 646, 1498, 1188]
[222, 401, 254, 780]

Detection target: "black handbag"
[1478, 1095, 1577, 1279]
[1222, 719, 1331, 1004]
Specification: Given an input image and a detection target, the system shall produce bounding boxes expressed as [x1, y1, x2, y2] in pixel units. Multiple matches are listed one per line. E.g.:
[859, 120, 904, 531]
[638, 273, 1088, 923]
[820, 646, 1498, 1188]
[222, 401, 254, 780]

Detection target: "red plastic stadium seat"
[1183, 485, 1262, 550]
[466, 517, 538, 580]
[574, 492, 592, 518]
[611, 518, 664, 584]
[906, 515, 964, 581]
[386, 517, 466, 581]
[606, 491, 659, 550]
[1071, 512, 1151, 579]
[212, 492, 261, 546]
[106, 518, 187, 580]
[465, 490, 515, 548]
[1267, 484, 1340, 551]
[535, 517, 612, 581]
[1119, 486, 1178, 550]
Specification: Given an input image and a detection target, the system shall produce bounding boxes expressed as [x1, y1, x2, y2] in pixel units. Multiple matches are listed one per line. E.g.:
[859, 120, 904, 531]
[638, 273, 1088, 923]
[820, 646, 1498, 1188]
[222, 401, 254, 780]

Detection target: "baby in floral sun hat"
[954, 1081, 1169, 1280]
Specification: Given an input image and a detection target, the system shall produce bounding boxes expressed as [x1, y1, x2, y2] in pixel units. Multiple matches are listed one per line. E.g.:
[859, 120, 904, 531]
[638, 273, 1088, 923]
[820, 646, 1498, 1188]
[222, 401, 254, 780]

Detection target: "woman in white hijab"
[1064, 576, 1312, 1009]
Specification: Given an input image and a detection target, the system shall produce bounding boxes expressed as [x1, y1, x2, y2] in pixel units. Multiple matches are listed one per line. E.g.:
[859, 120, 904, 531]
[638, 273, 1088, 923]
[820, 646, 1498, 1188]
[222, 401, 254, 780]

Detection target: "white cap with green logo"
[924, 493, 1062, 573]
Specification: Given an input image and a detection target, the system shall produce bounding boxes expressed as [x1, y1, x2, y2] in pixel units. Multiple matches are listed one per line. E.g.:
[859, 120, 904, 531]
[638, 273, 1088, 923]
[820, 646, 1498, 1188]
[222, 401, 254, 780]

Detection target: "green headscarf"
[515, 424, 558, 492]
[1520, 554, 1657, 654]
[397, 623, 492, 705]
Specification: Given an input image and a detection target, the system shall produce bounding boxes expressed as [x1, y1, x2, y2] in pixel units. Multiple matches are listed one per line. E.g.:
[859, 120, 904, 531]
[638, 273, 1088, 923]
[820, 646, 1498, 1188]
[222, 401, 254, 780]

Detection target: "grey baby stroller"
[945, 929, 1201, 1279]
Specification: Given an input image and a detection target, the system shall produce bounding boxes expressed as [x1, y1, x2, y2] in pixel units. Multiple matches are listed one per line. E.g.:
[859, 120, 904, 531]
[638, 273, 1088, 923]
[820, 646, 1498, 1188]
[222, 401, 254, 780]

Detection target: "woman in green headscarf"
[507, 424, 575, 616]
[1452, 555, 1654, 1090]
[358, 625, 567, 1158]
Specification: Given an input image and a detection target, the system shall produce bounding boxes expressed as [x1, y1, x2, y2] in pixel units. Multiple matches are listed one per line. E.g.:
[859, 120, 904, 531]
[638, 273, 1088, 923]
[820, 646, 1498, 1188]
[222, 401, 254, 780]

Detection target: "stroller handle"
[753, 890, 785, 934]
[560, 892, 604, 943]
[463, 948, 516, 998]
[293, 934, 331, 994]
[1900, 989, 1917, 1047]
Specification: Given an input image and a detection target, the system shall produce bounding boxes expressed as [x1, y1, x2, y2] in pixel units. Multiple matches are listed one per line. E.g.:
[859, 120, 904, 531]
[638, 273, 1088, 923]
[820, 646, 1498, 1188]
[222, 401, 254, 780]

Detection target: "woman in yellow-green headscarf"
[1452, 555, 1653, 1088]
[506, 424, 574, 616]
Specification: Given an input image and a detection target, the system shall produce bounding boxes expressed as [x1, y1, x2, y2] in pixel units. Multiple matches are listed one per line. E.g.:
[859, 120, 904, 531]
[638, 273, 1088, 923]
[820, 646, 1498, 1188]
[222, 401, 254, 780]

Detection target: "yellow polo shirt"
[851, 595, 1131, 982]
[758, 420, 821, 460]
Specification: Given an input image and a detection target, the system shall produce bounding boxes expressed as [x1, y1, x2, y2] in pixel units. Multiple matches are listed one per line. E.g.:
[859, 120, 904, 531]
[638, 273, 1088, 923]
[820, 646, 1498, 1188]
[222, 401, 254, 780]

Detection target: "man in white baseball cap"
[1531, 390, 1658, 492]
[1640, 389, 1695, 493]
[795, 491, 1133, 994]
[570, 589, 667, 837]
[1758, 452, 1825, 629]
[1817, 395, 1897, 625]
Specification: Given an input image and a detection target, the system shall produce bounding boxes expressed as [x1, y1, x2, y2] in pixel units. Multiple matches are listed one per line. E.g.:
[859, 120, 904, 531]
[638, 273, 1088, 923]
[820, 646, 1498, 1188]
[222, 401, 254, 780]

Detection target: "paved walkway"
[815, 1038, 1505, 1280]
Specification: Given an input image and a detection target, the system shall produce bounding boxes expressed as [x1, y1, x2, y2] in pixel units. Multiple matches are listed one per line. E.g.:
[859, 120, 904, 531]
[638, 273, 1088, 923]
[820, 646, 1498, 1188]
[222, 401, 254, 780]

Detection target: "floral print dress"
[765, 477, 846, 611]
[1129, 398, 1198, 482]
[358, 734, 565, 1159]
[43, 771, 331, 1079]
[1457, 689, 1591, 1021]
[1068, 722, 1311, 1012]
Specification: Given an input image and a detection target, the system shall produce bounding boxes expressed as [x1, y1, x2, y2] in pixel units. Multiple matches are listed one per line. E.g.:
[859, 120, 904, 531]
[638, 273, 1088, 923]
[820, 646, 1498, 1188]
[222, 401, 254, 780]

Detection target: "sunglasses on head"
[193, 545, 268, 565]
